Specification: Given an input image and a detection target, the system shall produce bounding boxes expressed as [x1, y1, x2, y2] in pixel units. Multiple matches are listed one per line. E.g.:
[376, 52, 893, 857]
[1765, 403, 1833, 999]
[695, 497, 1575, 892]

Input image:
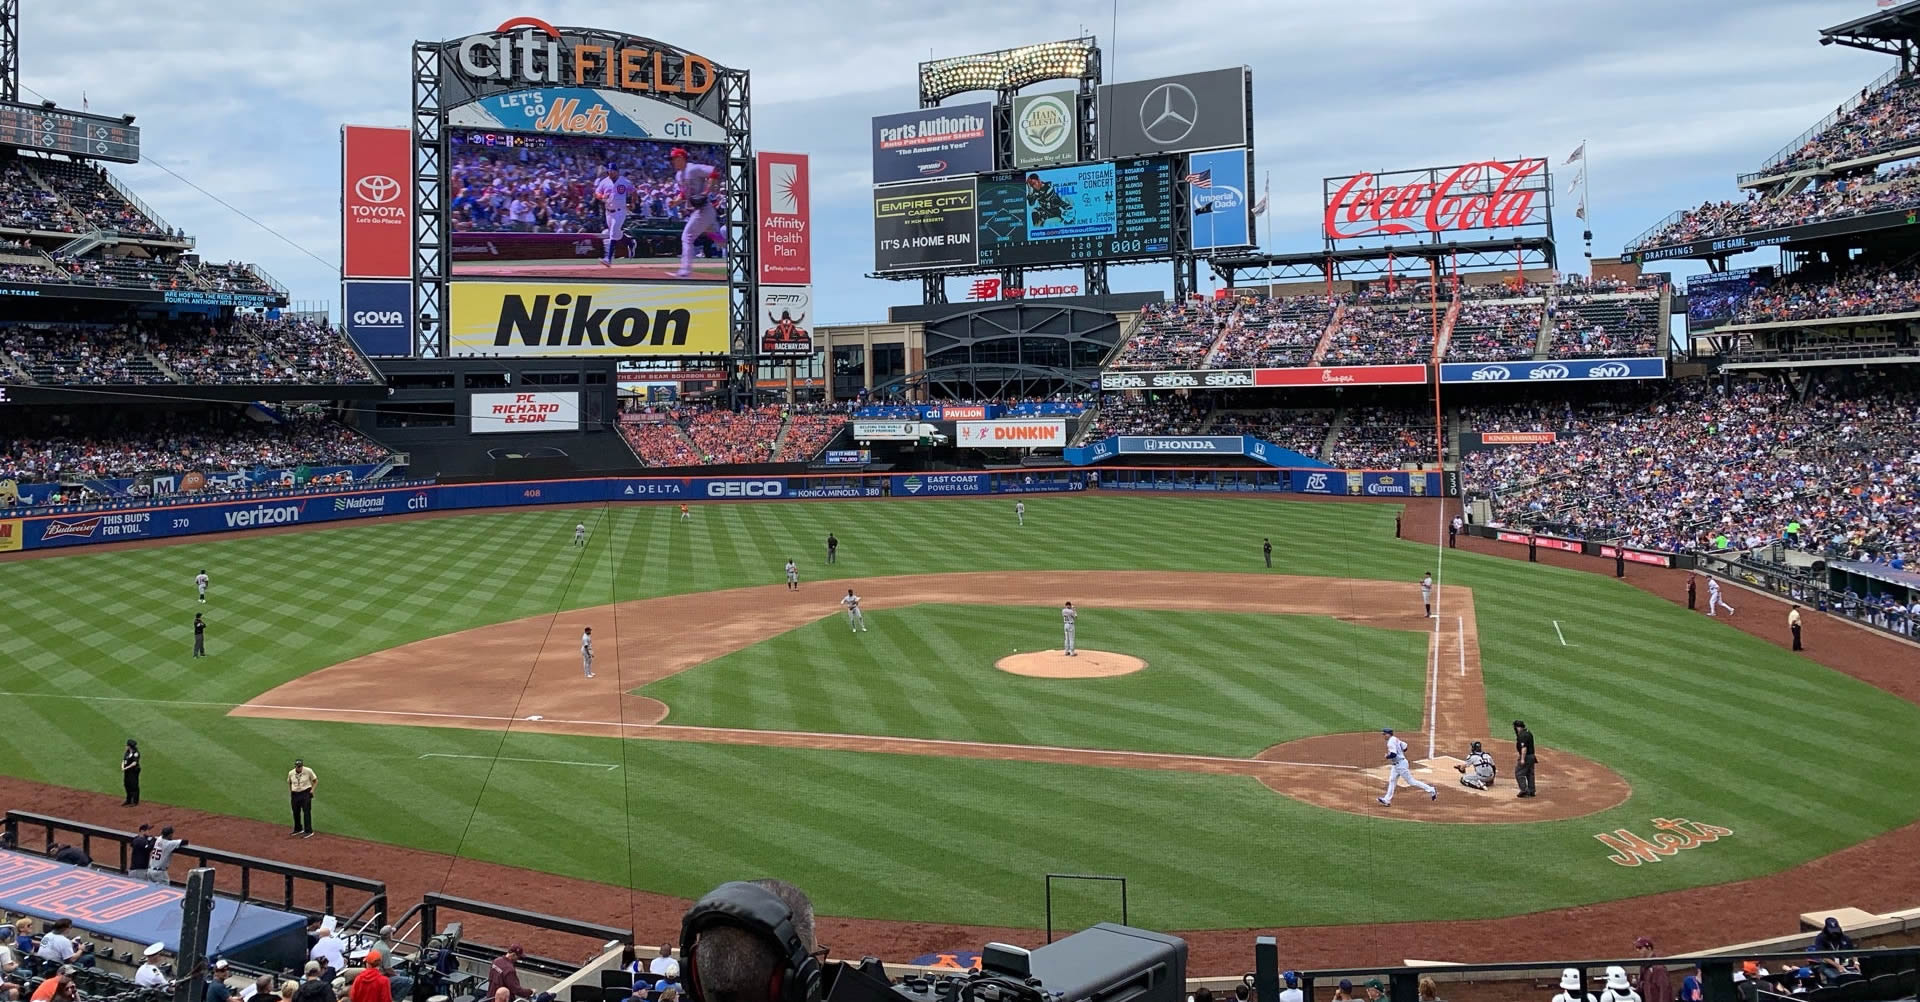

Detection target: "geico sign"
[454, 16, 716, 96]
[706, 481, 784, 497]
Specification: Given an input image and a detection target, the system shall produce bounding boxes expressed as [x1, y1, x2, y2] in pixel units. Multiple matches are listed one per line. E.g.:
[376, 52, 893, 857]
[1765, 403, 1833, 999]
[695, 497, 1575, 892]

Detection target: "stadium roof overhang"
[1820, 4, 1920, 58]
[1211, 236, 1556, 284]
[872, 362, 1096, 398]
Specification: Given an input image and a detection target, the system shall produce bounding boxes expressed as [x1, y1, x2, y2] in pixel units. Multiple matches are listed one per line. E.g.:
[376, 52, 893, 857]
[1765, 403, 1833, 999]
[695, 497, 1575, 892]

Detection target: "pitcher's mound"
[995, 650, 1146, 679]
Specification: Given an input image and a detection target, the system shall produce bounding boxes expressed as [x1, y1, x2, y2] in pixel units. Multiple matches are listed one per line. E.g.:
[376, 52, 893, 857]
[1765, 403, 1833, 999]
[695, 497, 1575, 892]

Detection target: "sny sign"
[1325, 159, 1546, 240]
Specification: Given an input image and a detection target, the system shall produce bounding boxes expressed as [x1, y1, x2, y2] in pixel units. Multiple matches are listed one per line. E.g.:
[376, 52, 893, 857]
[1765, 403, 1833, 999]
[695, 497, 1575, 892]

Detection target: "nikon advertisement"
[447, 281, 730, 357]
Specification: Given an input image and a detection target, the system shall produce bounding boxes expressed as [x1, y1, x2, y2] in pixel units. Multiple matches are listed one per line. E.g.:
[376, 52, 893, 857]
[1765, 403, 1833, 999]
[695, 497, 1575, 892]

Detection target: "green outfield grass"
[2, 494, 1918, 930]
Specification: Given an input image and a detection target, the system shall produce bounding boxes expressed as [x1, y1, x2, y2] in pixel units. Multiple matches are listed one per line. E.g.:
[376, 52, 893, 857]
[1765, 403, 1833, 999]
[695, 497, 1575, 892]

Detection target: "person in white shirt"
[1061, 601, 1077, 656]
[841, 590, 867, 632]
[785, 560, 798, 592]
[309, 918, 346, 972]
[34, 919, 77, 963]
[1420, 573, 1434, 618]
[1706, 577, 1734, 617]
[1279, 972, 1304, 1002]
[647, 944, 677, 978]
[581, 627, 595, 678]
[593, 166, 637, 264]
[135, 943, 169, 988]
[1015, 501, 1026, 526]
[574, 523, 586, 547]
[669, 148, 722, 278]
[1377, 727, 1437, 806]
[195, 569, 209, 604]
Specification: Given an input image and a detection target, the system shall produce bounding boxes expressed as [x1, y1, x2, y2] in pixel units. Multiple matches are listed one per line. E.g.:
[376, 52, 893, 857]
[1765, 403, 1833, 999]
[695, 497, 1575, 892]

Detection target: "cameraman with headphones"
[680, 880, 820, 1002]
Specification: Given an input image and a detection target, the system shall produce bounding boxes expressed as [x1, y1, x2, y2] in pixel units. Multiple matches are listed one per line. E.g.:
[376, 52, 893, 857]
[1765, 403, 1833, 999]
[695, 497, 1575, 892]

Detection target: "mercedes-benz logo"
[355, 174, 402, 204]
[1139, 82, 1198, 147]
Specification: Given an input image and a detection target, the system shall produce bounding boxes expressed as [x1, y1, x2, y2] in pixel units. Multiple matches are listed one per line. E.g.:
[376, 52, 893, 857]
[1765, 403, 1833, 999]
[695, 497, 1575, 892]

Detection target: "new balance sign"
[956, 419, 1068, 449]
[1440, 357, 1666, 384]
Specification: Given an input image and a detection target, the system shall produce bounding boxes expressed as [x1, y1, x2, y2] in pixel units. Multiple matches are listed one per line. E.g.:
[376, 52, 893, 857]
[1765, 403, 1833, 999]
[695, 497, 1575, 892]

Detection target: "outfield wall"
[0, 466, 1457, 553]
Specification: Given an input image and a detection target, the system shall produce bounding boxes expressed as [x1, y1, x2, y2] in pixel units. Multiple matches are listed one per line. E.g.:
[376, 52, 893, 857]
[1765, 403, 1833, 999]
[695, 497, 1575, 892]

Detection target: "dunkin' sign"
[1324, 159, 1549, 240]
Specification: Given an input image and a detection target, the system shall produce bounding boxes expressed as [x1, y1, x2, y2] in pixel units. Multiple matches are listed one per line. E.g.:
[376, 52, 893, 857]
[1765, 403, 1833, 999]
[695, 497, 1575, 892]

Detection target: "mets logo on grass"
[448, 282, 729, 357]
[1595, 818, 1733, 867]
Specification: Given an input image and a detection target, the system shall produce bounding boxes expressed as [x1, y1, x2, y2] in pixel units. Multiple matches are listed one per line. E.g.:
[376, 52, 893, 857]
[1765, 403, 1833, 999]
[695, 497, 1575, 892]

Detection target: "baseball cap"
[304, 962, 323, 976]
[509, 944, 525, 956]
[214, 959, 229, 971]
[1365, 980, 1384, 991]
[143, 943, 165, 958]
[364, 951, 382, 967]
[1635, 937, 1655, 949]
[669, 148, 688, 159]
[1381, 728, 1394, 735]
[1337, 981, 1352, 993]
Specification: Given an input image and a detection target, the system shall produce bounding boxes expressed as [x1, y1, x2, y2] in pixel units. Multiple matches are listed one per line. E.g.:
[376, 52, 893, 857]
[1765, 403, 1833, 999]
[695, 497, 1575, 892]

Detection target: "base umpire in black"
[121, 739, 141, 806]
[192, 613, 206, 657]
[1513, 719, 1537, 797]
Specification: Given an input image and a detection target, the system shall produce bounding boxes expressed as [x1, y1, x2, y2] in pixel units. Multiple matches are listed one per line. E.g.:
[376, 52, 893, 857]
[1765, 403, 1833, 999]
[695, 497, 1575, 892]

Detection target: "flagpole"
[1581, 139, 1592, 266]
[1262, 170, 1272, 252]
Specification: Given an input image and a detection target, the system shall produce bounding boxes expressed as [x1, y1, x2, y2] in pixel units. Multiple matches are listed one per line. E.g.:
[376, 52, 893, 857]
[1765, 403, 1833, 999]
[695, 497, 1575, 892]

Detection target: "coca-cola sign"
[1323, 159, 1549, 241]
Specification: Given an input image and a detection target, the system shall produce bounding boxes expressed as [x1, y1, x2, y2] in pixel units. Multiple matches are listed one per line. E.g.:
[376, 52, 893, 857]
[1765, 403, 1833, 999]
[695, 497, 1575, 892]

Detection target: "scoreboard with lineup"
[0, 102, 141, 163]
[973, 157, 1173, 268]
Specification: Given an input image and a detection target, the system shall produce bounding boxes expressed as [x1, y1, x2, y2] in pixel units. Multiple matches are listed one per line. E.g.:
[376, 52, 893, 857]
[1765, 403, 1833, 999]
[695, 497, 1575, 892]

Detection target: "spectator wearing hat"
[1280, 972, 1303, 1002]
[490, 944, 532, 999]
[134, 943, 168, 987]
[208, 959, 236, 1002]
[1363, 979, 1385, 1002]
[293, 962, 332, 1002]
[1636, 938, 1672, 1002]
[349, 952, 389, 1002]
[1332, 981, 1356, 1002]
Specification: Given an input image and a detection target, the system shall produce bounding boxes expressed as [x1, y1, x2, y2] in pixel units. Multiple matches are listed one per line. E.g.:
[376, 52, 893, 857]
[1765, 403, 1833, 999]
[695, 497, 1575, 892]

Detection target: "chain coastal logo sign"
[1325, 159, 1548, 241]
[448, 282, 728, 357]
[1012, 92, 1077, 167]
[450, 17, 715, 97]
[341, 125, 412, 280]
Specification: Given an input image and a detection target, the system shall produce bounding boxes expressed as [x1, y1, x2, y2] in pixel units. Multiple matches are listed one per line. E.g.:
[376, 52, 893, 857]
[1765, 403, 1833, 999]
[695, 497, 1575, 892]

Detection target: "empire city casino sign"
[453, 16, 716, 97]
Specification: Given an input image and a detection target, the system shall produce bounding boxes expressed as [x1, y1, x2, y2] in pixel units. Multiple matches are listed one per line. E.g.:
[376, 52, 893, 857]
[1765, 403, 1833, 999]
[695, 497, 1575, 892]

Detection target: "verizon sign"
[1323, 159, 1549, 242]
[956, 419, 1068, 449]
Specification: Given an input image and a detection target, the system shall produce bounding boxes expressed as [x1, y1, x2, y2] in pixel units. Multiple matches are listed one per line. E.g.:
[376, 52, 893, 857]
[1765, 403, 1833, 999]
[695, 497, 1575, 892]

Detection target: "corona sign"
[450, 17, 716, 97]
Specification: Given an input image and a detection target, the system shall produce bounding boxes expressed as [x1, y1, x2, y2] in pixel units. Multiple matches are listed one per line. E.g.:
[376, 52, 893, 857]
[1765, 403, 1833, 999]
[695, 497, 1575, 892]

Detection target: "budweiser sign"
[1324, 159, 1548, 240]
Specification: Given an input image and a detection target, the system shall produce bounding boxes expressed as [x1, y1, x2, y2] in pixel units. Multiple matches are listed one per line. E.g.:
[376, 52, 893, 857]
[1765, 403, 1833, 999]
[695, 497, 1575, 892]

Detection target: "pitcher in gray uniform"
[1061, 601, 1077, 656]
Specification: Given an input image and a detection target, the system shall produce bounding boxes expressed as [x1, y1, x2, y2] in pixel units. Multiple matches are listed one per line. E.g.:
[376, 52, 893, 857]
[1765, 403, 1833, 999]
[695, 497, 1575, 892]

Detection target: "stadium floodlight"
[919, 38, 1097, 102]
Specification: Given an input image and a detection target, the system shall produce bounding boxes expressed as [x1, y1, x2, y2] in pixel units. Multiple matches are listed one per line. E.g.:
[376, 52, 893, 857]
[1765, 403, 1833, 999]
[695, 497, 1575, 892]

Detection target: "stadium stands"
[620, 414, 707, 466]
[1545, 292, 1661, 358]
[1210, 408, 1331, 458]
[1087, 394, 1213, 437]
[1759, 76, 1920, 177]
[1628, 165, 1920, 251]
[1326, 406, 1437, 469]
[2, 315, 377, 386]
[1324, 298, 1435, 364]
[776, 411, 848, 461]
[1108, 300, 1231, 370]
[1445, 298, 1544, 361]
[1211, 294, 1334, 368]
[1, 411, 389, 485]
[1731, 265, 1920, 324]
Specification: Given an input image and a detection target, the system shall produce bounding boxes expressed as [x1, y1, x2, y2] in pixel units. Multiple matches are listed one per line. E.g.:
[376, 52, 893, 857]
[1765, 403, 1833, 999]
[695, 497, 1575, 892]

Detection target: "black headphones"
[680, 882, 821, 1002]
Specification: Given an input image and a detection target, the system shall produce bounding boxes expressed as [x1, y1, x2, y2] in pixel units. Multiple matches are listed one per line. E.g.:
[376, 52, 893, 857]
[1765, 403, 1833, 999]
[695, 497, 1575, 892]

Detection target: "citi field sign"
[450, 17, 716, 97]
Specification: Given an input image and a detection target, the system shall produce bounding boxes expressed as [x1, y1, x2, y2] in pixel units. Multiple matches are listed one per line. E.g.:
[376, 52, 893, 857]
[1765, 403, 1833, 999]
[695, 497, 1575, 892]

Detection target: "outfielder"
[785, 559, 798, 591]
[669, 148, 723, 279]
[581, 627, 595, 678]
[1421, 572, 1434, 618]
[1377, 727, 1436, 805]
[574, 522, 586, 547]
[841, 590, 868, 632]
[1455, 740, 1497, 790]
[194, 569, 209, 604]
[1707, 577, 1735, 616]
[593, 165, 638, 265]
[1061, 601, 1077, 656]
[680, 502, 691, 521]
[1015, 501, 1026, 526]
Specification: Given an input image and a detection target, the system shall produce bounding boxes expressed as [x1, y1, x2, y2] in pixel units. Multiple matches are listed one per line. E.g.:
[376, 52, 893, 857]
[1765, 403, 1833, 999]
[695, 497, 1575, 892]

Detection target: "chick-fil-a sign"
[1324, 159, 1548, 240]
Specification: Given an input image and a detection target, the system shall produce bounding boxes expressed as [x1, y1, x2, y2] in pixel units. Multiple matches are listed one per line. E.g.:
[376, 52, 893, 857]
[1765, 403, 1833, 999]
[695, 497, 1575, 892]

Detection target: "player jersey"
[842, 594, 861, 610]
[786, 562, 797, 576]
[1464, 751, 1495, 779]
[1062, 606, 1076, 626]
[581, 632, 592, 653]
[595, 176, 636, 212]
[1386, 735, 1409, 761]
[195, 574, 208, 590]
[676, 162, 716, 200]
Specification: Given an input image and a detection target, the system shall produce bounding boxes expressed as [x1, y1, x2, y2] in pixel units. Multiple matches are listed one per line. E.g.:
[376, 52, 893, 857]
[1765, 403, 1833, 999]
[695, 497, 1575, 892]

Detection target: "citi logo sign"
[664, 116, 695, 138]
[706, 481, 783, 497]
[352, 310, 406, 327]
[406, 493, 431, 510]
[1527, 364, 1570, 380]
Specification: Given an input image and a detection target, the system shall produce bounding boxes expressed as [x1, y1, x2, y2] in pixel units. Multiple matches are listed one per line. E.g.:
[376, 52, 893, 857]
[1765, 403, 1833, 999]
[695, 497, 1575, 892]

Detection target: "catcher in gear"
[1456, 740, 1498, 790]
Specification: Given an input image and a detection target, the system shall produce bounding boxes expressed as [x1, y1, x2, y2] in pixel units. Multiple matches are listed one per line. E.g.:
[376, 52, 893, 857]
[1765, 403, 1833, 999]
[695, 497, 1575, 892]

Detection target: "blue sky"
[18, 0, 1897, 323]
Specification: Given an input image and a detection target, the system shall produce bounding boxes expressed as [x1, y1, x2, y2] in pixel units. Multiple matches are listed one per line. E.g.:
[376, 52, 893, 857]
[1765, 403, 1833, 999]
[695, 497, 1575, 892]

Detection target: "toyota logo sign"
[356, 175, 402, 204]
[1139, 82, 1199, 146]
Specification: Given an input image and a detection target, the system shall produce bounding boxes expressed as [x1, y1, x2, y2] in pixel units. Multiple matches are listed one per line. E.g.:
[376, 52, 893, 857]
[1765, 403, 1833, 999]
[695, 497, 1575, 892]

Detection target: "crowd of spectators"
[1211, 295, 1333, 368]
[1730, 265, 1920, 324]
[237, 315, 379, 384]
[620, 413, 707, 467]
[1108, 300, 1232, 370]
[1326, 407, 1437, 468]
[200, 261, 278, 295]
[1763, 77, 1920, 177]
[449, 133, 711, 234]
[3, 316, 375, 386]
[1087, 394, 1213, 437]
[28, 159, 174, 240]
[776, 412, 847, 461]
[1446, 298, 1544, 361]
[1545, 293, 1661, 358]
[1466, 376, 1920, 558]
[1, 156, 88, 233]
[1324, 300, 1438, 364]
[1629, 164, 1920, 251]
[1210, 408, 1331, 458]
[685, 405, 784, 464]
[1, 412, 387, 485]
[4, 325, 167, 384]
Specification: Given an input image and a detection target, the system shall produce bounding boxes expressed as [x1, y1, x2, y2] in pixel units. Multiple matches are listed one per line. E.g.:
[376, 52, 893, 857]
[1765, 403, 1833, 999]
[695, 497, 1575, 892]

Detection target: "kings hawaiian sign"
[1324, 159, 1548, 240]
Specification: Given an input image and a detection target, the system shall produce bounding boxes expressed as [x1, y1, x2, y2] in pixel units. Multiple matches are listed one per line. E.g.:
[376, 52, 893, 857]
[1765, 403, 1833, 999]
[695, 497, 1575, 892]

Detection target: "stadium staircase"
[771, 416, 793, 458]
[0, 351, 29, 383]
[1310, 302, 1345, 363]
[1530, 297, 1557, 360]
[1431, 297, 1462, 360]
[1320, 409, 1346, 461]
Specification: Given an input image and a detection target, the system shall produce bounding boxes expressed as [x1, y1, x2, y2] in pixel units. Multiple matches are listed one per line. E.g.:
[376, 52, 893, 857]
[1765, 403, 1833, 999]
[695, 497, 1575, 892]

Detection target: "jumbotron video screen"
[976, 157, 1173, 267]
[448, 129, 728, 282]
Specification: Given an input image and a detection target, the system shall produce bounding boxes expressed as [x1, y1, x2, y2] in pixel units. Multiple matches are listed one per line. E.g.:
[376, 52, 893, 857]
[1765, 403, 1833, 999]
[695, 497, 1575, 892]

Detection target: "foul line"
[1552, 620, 1572, 647]
[1458, 615, 1467, 678]
[1427, 618, 1441, 758]
[0, 690, 1365, 774]
[419, 753, 619, 771]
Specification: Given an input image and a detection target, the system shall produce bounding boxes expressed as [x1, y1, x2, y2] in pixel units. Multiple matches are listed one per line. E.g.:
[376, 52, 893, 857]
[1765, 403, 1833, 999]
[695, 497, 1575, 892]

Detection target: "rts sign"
[453, 16, 715, 97]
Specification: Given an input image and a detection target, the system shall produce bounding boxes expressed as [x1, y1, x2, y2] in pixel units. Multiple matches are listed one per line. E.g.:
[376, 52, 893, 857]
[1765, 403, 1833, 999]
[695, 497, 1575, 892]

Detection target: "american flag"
[1880, 0, 1896, 8]
[1184, 169, 1212, 188]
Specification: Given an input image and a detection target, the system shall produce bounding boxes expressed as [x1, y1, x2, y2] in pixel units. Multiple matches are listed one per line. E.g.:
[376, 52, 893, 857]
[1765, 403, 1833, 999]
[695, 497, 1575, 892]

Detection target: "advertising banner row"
[1097, 469, 1447, 497]
[1066, 435, 1329, 468]
[1490, 529, 1678, 568]
[0, 464, 386, 508]
[1099, 358, 1668, 390]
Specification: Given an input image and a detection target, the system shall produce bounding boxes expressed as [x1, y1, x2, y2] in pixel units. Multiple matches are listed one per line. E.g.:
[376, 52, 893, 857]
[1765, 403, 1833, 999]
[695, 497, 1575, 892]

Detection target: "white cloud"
[15, 0, 1893, 320]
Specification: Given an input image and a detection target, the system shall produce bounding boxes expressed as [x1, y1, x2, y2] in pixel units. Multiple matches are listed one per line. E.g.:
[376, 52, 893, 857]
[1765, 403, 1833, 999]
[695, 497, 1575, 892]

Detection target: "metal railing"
[1624, 207, 1690, 253]
[1743, 66, 1905, 183]
[98, 168, 190, 244]
[2, 810, 387, 924]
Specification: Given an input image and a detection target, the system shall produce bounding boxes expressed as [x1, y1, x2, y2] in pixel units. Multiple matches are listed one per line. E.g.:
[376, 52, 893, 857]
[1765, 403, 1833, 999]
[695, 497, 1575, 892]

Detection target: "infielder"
[1455, 740, 1497, 790]
[841, 589, 868, 632]
[1421, 572, 1434, 618]
[593, 165, 638, 265]
[669, 148, 723, 278]
[1377, 727, 1436, 805]
[680, 502, 691, 521]
[581, 626, 595, 678]
[785, 559, 798, 591]
[574, 522, 586, 547]
[1015, 501, 1026, 526]
[1707, 577, 1735, 616]
[1061, 601, 1077, 656]
[194, 569, 209, 604]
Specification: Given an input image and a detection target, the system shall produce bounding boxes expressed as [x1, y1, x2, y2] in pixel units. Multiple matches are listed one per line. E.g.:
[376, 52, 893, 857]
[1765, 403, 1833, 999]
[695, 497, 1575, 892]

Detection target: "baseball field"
[4, 493, 1918, 956]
